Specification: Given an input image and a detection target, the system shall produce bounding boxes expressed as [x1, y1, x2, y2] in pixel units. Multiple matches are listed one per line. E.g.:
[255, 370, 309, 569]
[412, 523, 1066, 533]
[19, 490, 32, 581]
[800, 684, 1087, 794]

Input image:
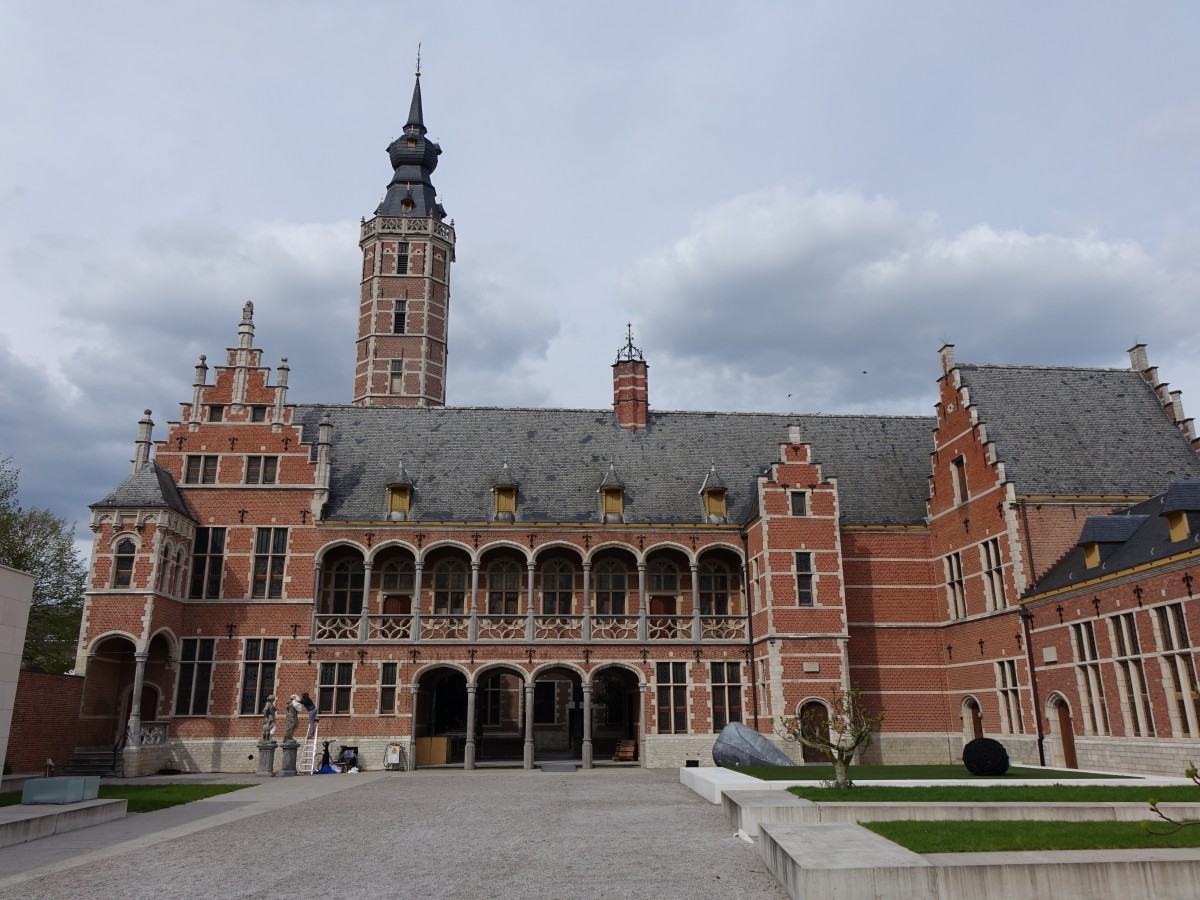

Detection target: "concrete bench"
[21, 776, 100, 805]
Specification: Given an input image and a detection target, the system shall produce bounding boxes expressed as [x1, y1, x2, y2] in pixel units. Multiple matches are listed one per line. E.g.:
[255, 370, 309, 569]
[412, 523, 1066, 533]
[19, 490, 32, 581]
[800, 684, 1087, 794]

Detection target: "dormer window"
[493, 485, 517, 522]
[388, 483, 412, 521]
[1167, 510, 1189, 543]
[401, 198, 415, 213]
[1083, 542, 1101, 569]
[703, 487, 727, 522]
[406, 137, 417, 148]
[600, 485, 624, 522]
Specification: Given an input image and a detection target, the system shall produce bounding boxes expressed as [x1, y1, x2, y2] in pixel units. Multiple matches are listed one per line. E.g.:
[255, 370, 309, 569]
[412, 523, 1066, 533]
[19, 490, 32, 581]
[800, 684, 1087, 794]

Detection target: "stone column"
[312, 561, 323, 638]
[411, 560, 423, 640]
[408, 684, 420, 771]
[526, 561, 537, 641]
[359, 561, 373, 641]
[690, 563, 702, 641]
[464, 684, 478, 770]
[469, 561, 480, 641]
[581, 562, 592, 641]
[256, 741, 278, 776]
[126, 651, 149, 746]
[637, 563, 648, 641]
[523, 681, 536, 769]
[638, 683, 649, 768]
[581, 681, 594, 769]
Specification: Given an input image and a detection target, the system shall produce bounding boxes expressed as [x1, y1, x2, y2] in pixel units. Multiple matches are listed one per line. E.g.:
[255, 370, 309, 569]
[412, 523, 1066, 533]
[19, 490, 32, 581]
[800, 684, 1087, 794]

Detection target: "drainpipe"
[1019, 605, 1046, 767]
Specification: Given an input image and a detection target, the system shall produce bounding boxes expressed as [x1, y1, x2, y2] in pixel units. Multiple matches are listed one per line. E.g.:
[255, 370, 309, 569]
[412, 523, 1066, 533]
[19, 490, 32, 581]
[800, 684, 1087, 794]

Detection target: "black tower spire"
[378, 71, 445, 219]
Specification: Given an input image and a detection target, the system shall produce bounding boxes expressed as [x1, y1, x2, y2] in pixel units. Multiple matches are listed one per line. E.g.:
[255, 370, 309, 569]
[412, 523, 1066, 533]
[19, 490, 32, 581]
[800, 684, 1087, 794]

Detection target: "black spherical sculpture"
[962, 737, 1010, 776]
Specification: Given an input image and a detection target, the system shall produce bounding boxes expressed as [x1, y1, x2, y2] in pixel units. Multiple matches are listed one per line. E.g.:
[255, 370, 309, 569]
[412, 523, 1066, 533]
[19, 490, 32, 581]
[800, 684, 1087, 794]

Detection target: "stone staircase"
[63, 749, 124, 778]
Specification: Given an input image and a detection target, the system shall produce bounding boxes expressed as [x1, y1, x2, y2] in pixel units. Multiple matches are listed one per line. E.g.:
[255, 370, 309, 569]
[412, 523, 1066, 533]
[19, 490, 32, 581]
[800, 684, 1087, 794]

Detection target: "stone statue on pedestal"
[283, 694, 302, 742]
[260, 694, 277, 742]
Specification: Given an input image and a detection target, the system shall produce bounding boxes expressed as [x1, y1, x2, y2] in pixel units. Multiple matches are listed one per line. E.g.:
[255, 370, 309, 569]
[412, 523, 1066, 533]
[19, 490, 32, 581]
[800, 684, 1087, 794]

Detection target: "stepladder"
[299, 723, 319, 774]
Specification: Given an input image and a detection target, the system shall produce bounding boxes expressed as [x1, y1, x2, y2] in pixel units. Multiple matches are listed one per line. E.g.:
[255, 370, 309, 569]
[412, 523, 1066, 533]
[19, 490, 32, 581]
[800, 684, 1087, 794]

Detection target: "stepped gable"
[293, 406, 935, 526]
[91, 461, 192, 517]
[957, 364, 1200, 496]
[1029, 482, 1200, 594]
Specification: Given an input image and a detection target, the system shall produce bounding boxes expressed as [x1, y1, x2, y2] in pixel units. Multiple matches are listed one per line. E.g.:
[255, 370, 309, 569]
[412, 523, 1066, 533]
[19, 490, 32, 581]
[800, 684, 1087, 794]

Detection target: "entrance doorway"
[532, 666, 582, 762]
[475, 667, 526, 763]
[590, 666, 640, 761]
[413, 667, 468, 766]
[798, 701, 829, 763]
[1049, 695, 1078, 769]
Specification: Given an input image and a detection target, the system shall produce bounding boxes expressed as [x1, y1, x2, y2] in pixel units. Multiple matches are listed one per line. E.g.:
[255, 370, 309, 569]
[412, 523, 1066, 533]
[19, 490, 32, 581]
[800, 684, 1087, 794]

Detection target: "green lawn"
[0, 783, 251, 813]
[864, 819, 1200, 852]
[734, 764, 1124, 781]
[788, 784, 1200, 803]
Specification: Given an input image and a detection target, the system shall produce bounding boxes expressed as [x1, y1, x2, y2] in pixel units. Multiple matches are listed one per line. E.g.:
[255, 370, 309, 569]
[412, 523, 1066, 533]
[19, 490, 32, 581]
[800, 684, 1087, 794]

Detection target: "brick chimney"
[613, 324, 649, 431]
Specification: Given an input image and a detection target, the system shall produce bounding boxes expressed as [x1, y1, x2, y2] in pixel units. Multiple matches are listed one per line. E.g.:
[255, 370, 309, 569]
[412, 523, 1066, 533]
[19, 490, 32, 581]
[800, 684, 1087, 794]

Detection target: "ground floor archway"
[591, 666, 640, 761]
[412, 666, 468, 766]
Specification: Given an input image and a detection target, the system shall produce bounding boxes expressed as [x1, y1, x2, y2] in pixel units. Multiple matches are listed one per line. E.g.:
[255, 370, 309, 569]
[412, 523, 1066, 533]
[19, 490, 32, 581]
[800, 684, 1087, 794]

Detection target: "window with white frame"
[252, 527, 288, 599]
[189, 527, 225, 599]
[795, 552, 814, 606]
[175, 638, 215, 715]
[980, 538, 1006, 610]
[239, 638, 278, 715]
[113, 538, 137, 588]
[656, 662, 687, 734]
[1154, 603, 1200, 737]
[994, 659, 1023, 733]
[318, 661, 353, 715]
[1071, 621, 1109, 735]
[944, 552, 966, 619]
[379, 662, 398, 714]
[789, 491, 808, 516]
[710, 662, 742, 731]
[1110, 611, 1154, 737]
[951, 455, 968, 504]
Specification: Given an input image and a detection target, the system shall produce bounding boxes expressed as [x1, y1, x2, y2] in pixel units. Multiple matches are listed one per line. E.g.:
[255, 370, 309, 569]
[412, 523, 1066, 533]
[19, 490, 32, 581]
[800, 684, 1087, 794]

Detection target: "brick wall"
[7, 670, 85, 773]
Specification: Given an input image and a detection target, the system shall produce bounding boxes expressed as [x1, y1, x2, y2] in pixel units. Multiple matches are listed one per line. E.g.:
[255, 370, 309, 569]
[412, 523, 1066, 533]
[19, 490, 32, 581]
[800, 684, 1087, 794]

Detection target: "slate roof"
[1029, 484, 1200, 595]
[1162, 480, 1200, 513]
[1079, 515, 1148, 544]
[956, 365, 1200, 496]
[293, 406, 937, 527]
[91, 462, 192, 517]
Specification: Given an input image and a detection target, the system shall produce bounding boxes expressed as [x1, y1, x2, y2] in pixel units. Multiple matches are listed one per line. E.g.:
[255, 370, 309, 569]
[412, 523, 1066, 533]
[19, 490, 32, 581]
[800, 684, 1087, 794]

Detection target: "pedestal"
[279, 739, 299, 777]
[256, 740, 278, 776]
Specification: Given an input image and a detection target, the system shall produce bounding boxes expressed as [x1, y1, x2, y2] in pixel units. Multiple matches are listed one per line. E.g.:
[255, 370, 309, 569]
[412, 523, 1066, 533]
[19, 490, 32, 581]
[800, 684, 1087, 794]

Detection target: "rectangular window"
[245, 455, 278, 485]
[951, 455, 968, 503]
[1154, 603, 1200, 737]
[1071, 621, 1109, 735]
[494, 486, 517, 516]
[318, 662, 353, 715]
[795, 552, 814, 607]
[789, 491, 808, 516]
[252, 527, 288, 598]
[981, 537, 1006, 611]
[944, 552, 966, 619]
[394, 299, 406, 334]
[208, 405, 225, 422]
[379, 662, 398, 714]
[250, 405, 268, 423]
[534, 681, 558, 724]
[184, 455, 218, 484]
[994, 659, 1023, 734]
[710, 662, 742, 732]
[396, 242, 409, 275]
[655, 662, 687, 734]
[1111, 612, 1154, 737]
[175, 638, 215, 716]
[239, 638, 278, 715]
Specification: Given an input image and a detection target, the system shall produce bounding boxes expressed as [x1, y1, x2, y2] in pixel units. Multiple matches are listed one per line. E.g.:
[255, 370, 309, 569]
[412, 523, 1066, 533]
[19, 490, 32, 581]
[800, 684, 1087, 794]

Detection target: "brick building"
[74, 74, 1200, 776]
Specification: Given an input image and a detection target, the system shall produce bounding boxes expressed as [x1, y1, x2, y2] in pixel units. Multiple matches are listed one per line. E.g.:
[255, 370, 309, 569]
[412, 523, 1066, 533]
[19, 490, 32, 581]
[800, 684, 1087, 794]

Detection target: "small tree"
[1147, 761, 1200, 834]
[775, 685, 883, 789]
[0, 458, 87, 673]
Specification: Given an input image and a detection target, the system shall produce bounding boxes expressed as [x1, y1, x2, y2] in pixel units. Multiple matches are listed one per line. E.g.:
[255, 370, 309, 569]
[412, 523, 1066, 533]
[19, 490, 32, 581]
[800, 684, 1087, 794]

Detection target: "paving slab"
[0, 769, 786, 900]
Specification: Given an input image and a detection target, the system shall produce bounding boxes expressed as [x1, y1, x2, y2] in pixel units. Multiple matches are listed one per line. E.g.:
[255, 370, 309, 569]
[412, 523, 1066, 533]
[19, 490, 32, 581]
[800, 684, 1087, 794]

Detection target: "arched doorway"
[412, 667, 468, 766]
[532, 666, 583, 763]
[1047, 694, 1078, 769]
[797, 700, 830, 763]
[962, 697, 984, 742]
[474, 666, 526, 763]
[591, 666, 640, 761]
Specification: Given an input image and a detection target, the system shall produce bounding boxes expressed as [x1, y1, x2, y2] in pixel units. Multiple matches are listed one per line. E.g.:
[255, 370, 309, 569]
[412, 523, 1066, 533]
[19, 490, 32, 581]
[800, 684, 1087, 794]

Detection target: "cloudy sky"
[3, 1, 1200, 536]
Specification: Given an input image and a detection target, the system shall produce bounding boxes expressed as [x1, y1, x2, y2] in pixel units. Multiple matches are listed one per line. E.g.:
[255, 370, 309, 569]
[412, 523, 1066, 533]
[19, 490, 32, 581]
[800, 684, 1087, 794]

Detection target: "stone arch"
[584, 541, 640, 567]
[531, 664, 584, 763]
[370, 544, 418, 615]
[1046, 692, 1078, 769]
[472, 662, 528, 763]
[476, 540, 532, 567]
[314, 539, 369, 565]
[961, 695, 985, 742]
[366, 538, 420, 564]
[591, 664, 644, 760]
[417, 539, 475, 565]
[317, 545, 367, 615]
[794, 697, 833, 763]
[411, 664, 470, 767]
[590, 545, 638, 616]
[696, 545, 745, 616]
[643, 540, 694, 566]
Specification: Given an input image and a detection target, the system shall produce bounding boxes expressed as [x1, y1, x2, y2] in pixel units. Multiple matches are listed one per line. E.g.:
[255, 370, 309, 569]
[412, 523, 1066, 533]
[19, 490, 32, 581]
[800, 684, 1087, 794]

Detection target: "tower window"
[394, 299, 406, 334]
[390, 360, 404, 394]
[396, 242, 409, 273]
[113, 538, 137, 588]
[789, 491, 808, 516]
[795, 552, 814, 606]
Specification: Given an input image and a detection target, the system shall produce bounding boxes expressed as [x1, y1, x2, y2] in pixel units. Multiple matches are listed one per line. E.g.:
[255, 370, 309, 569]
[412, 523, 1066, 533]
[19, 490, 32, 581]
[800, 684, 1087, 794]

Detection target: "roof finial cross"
[616, 322, 644, 362]
[415, 43, 422, 77]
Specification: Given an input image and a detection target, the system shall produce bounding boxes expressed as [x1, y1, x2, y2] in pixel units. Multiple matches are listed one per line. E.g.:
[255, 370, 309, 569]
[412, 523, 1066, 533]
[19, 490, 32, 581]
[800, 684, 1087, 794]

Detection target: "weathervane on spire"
[616, 322, 644, 362]
[415, 42, 422, 77]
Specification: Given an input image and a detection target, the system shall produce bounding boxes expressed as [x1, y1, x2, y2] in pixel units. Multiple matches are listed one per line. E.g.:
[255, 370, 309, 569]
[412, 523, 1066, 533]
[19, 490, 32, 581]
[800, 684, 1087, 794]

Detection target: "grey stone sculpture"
[260, 694, 277, 742]
[712, 721, 793, 768]
[283, 694, 301, 742]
